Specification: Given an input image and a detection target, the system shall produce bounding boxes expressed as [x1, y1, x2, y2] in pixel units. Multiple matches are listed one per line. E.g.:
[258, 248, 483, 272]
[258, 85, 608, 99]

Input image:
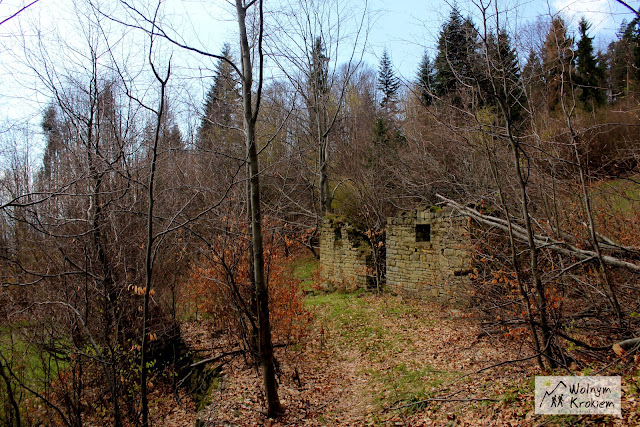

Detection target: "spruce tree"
[374, 49, 404, 168]
[542, 17, 574, 111]
[198, 43, 240, 151]
[416, 52, 435, 106]
[434, 6, 480, 98]
[377, 49, 400, 108]
[575, 17, 605, 107]
[486, 29, 525, 121]
[606, 18, 640, 98]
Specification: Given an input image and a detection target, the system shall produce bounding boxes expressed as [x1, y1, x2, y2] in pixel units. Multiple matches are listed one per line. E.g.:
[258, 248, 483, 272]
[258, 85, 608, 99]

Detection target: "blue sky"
[366, 0, 637, 79]
[0, 0, 637, 156]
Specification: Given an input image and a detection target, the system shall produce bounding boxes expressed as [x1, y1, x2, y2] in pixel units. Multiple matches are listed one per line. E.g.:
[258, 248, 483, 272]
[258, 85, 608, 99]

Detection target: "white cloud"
[552, 0, 632, 34]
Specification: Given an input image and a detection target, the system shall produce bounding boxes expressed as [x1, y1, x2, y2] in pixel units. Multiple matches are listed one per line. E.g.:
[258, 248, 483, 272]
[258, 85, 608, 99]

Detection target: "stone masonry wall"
[319, 217, 372, 289]
[386, 207, 471, 302]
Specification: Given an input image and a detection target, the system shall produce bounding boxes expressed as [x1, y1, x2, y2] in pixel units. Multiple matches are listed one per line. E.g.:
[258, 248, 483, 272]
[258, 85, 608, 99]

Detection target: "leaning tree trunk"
[478, 25, 556, 369]
[483, 142, 544, 369]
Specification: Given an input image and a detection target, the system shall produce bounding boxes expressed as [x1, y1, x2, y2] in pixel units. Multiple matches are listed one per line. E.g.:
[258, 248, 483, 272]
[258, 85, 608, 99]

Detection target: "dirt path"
[182, 292, 639, 426]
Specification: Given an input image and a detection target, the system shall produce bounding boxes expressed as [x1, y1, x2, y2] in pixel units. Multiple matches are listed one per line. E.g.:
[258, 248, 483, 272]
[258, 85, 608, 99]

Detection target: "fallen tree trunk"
[615, 337, 640, 352]
[436, 194, 640, 273]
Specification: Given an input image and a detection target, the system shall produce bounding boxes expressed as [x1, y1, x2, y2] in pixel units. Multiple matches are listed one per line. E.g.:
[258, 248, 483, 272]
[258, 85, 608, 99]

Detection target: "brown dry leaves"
[164, 293, 640, 426]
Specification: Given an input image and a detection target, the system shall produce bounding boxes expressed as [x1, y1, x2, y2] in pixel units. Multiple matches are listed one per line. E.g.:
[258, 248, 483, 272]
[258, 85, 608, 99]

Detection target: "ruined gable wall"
[319, 217, 372, 288]
[386, 207, 471, 302]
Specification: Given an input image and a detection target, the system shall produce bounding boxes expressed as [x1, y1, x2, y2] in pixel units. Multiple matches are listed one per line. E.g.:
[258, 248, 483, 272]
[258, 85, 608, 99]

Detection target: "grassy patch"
[306, 291, 371, 335]
[305, 291, 422, 355]
[497, 376, 534, 403]
[305, 289, 365, 310]
[290, 255, 318, 292]
[0, 326, 68, 387]
[0, 325, 70, 423]
[368, 362, 458, 414]
[305, 290, 475, 419]
[592, 175, 639, 214]
[306, 291, 457, 415]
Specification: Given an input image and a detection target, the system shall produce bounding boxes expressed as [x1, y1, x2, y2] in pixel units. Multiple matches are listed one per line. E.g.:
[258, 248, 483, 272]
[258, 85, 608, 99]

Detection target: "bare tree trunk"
[508, 140, 556, 368]
[0, 360, 21, 427]
[565, 118, 624, 326]
[85, 72, 123, 427]
[236, 0, 282, 417]
[317, 85, 330, 213]
[319, 132, 330, 214]
[140, 49, 171, 426]
[484, 143, 544, 369]
[269, 2, 369, 217]
[555, 56, 625, 326]
[246, 162, 258, 354]
[437, 195, 640, 272]
[475, 5, 556, 368]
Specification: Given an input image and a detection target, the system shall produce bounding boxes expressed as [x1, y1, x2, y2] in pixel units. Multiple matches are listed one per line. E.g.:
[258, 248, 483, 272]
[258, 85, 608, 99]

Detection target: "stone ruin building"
[319, 216, 372, 289]
[319, 207, 472, 302]
[385, 207, 472, 302]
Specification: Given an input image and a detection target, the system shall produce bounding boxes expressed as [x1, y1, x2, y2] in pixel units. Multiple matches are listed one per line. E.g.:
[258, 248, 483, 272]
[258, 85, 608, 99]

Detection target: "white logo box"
[535, 376, 621, 416]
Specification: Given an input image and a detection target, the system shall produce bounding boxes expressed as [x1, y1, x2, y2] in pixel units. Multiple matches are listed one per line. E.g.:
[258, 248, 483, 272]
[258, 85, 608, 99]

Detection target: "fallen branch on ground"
[190, 349, 246, 369]
[436, 194, 640, 273]
[614, 337, 640, 354]
[389, 396, 499, 411]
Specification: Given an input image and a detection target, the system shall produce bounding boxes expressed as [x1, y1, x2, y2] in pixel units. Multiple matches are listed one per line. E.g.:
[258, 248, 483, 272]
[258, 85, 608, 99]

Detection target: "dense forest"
[1, 0, 640, 425]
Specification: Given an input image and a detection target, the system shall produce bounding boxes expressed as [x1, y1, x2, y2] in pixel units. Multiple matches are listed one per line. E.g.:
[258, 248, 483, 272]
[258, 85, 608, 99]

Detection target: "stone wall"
[386, 207, 471, 302]
[319, 217, 372, 289]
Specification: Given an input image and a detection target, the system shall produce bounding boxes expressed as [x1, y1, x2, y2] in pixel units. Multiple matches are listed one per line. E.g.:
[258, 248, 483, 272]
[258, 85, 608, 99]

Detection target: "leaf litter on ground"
[166, 291, 640, 426]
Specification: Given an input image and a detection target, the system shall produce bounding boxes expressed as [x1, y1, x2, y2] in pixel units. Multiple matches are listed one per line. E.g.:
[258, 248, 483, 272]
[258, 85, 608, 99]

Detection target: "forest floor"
[166, 259, 640, 426]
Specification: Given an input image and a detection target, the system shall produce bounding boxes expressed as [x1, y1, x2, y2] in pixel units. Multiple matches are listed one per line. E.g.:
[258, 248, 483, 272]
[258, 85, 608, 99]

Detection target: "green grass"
[0, 325, 70, 393]
[305, 290, 459, 417]
[1, 327, 51, 385]
[305, 290, 369, 328]
[306, 291, 427, 355]
[290, 255, 319, 292]
[592, 174, 639, 214]
[0, 325, 70, 423]
[367, 362, 460, 415]
[369, 363, 431, 405]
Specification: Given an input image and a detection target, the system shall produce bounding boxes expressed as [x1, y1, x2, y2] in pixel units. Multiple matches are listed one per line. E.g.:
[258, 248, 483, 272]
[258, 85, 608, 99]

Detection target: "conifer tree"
[542, 17, 574, 111]
[376, 49, 404, 154]
[434, 6, 480, 98]
[416, 52, 435, 106]
[606, 18, 640, 98]
[198, 43, 240, 151]
[377, 49, 400, 108]
[575, 17, 605, 108]
[486, 29, 525, 121]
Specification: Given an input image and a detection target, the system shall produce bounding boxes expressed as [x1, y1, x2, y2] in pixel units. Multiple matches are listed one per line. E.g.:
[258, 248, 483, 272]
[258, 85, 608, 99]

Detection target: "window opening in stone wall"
[334, 227, 342, 240]
[415, 224, 431, 242]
